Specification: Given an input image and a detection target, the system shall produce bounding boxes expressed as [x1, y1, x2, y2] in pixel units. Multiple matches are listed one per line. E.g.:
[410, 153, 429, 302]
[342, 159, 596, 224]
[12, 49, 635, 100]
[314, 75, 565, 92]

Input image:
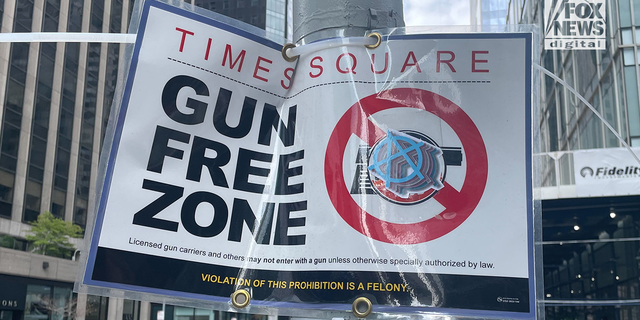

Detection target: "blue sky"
[403, 0, 470, 26]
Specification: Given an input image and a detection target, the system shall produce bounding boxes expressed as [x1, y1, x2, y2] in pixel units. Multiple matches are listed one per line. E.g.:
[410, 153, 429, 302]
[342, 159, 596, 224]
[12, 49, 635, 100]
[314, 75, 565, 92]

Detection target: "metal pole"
[292, 0, 405, 44]
[291, 4, 403, 318]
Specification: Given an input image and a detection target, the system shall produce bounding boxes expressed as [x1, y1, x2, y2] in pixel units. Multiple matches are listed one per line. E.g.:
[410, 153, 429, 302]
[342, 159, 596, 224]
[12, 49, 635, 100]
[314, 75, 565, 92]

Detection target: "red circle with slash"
[324, 88, 488, 244]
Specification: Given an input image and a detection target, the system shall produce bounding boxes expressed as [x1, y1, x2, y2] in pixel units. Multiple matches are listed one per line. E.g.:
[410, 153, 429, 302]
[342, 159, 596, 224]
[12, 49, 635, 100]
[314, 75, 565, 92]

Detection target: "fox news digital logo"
[544, 0, 606, 50]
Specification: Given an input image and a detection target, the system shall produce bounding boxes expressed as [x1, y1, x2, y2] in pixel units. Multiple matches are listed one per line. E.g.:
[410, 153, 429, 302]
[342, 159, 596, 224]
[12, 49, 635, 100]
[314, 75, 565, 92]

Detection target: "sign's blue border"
[83, 0, 535, 318]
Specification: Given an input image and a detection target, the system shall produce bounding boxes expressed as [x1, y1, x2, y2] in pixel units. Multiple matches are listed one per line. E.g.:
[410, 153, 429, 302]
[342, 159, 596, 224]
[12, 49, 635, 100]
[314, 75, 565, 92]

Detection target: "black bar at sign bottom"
[91, 247, 529, 313]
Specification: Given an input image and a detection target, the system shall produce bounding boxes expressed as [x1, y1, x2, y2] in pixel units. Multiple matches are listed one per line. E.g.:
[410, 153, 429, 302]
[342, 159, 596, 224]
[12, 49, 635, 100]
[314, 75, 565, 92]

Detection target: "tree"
[26, 212, 83, 256]
[31, 293, 81, 320]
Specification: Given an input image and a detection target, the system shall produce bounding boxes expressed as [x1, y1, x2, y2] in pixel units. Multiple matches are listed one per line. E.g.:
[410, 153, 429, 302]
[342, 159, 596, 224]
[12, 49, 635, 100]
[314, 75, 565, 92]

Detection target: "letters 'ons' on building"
[472, 0, 640, 319]
[0, 1, 290, 320]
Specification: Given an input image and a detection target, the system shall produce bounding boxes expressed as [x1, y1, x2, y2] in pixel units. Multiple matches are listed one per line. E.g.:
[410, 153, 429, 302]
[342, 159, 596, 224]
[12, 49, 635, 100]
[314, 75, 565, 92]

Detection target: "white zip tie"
[0, 32, 136, 43]
[288, 36, 376, 57]
[282, 33, 381, 62]
[534, 63, 640, 165]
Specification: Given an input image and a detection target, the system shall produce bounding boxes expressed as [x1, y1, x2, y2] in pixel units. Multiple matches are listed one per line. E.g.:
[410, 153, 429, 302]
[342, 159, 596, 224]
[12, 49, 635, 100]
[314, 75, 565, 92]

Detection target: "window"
[194, 0, 216, 11]
[128, 0, 134, 23]
[174, 307, 193, 320]
[51, 189, 65, 219]
[1, 0, 34, 217]
[24, 285, 73, 320]
[73, 42, 101, 230]
[25, 285, 51, 320]
[0, 170, 14, 217]
[623, 48, 634, 66]
[624, 66, 640, 139]
[42, 0, 59, 32]
[579, 91, 604, 149]
[52, 42, 80, 217]
[90, 0, 104, 33]
[24, 4, 58, 221]
[150, 304, 269, 320]
[23, 180, 42, 222]
[102, 43, 119, 149]
[122, 300, 140, 320]
[68, 0, 83, 32]
[601, 71, 619, 147]
[621, 28, 633, 45]
[109, 0, 122, 33]
[542, 196, 640, 319]
[0, 234, 28, 250]
[86, 295, 108, 320]
[547, 99, 559, 152]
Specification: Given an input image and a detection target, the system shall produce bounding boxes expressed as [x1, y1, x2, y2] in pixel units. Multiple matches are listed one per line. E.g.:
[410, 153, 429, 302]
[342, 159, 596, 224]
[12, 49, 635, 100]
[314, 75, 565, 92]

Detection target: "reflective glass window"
[620, 0, 631, 27]
[85, 295, 108, 320]
[123, 300, 140, 320]
[622, 28, 633, 45]
[601, 71, 620, 147]
[25, 285, 51, 320]
[623, 48, 635, 66]
[624, 66, 640, 137]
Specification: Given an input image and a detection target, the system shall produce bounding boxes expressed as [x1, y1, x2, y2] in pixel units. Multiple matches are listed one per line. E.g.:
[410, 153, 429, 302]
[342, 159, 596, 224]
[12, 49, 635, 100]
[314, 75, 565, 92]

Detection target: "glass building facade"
[511, 0, 640, 319]
[0, 0, 289, 319]
[148, 304, 270, 320]
[190, 0, 291, 42]
[531, 0, 640, 159]
[471, 0, 524, 27]
[481, 0, 509, 25]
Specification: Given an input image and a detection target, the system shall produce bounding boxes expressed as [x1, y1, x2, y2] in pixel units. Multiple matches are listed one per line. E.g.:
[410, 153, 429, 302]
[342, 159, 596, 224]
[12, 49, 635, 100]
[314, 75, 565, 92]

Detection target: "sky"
[403, 0, 470, 26]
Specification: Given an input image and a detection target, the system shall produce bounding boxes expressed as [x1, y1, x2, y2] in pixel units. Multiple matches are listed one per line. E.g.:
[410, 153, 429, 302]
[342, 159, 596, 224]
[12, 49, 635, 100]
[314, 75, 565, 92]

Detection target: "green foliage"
[26, 212, 83, 256]
[0, 234, 14, 249]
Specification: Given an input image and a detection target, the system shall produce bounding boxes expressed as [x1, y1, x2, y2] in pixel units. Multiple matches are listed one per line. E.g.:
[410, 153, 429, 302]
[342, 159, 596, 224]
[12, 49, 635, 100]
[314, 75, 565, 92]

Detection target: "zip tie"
[535, 63, 640, 165]
[0, 32, 136, 43]
[282, 32, 382, 62]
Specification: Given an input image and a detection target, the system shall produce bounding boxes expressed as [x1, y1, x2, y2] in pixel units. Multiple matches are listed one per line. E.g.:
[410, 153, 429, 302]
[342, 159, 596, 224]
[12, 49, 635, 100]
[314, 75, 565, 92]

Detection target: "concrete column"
[75, 293, 88, 320]
[107, 297, 124, 320]
[0, 0, 17, 128]
[139, 301, 151, 320]
[292, 0, 404, 43]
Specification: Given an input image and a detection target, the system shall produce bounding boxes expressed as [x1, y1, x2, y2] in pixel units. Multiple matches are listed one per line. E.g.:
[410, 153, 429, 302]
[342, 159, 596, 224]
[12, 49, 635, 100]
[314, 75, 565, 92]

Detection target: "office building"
[510, 0, 640, 319]
[470, 0, 523, 27]
[0, 1, 289, 320]
[192, 0, 291, 42]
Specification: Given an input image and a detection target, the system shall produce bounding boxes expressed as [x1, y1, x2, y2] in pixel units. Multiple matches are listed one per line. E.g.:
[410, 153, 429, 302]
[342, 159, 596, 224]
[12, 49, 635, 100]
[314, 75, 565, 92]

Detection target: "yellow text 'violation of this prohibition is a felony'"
[200, 274, 408, 292]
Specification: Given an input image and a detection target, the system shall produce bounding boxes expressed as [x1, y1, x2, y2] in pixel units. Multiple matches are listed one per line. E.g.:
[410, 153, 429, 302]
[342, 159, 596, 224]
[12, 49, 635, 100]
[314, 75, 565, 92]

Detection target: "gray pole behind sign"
[290, 1, 403, 318]
[292, 0, 405, 43]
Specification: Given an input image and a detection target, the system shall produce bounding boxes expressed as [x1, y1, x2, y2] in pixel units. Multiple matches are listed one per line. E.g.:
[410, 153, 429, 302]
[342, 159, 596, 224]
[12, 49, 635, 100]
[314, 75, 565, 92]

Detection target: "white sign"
[574, 147, 640, 197]
[84, 0, 534, 317]
[544, 0, 606, 50]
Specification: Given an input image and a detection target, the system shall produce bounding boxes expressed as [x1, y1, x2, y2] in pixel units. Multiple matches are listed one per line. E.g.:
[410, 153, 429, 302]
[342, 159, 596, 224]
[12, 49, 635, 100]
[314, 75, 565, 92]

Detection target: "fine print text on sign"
[84, 0, 534, 318]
